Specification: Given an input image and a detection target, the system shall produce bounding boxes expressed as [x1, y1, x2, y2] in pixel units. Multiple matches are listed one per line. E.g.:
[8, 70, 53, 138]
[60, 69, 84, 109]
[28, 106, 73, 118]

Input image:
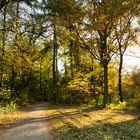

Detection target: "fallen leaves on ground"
[46, 104, 140, 140]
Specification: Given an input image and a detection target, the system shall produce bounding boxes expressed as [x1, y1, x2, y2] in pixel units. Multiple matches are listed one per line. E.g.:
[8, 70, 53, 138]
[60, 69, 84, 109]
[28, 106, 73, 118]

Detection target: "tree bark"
[52, 23, 57, 102]
[40, 57, 42, 95]
[70, 40, 74, 77]
[118, 54, 123, 102]
[99, 32, 110, 107]
[103, 63, 109, 107]
[0, 6, 7, 92]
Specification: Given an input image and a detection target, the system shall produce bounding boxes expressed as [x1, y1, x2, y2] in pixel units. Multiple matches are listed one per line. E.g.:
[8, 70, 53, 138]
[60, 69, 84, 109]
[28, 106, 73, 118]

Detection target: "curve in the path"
[0, 103, 50, 140]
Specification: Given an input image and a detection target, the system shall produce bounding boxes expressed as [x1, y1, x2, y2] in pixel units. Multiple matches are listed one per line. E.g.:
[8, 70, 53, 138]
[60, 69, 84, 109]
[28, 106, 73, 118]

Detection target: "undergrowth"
[106, 102, 127, 110]
[0, 101, 19, 114]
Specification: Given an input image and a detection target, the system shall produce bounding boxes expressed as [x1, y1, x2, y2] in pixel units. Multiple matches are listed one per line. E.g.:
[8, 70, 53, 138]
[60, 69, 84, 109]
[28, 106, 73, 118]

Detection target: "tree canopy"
[0, 0, 140, 107]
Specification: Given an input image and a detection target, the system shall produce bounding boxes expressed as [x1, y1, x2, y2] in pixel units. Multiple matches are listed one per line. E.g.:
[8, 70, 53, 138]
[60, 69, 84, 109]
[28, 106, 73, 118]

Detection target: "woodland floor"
[0, 102, 140, 140]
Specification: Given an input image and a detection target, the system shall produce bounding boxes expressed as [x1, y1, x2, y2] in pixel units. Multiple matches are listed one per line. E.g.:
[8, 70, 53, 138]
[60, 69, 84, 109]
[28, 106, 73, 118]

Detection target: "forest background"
[0, 0, 140, 109]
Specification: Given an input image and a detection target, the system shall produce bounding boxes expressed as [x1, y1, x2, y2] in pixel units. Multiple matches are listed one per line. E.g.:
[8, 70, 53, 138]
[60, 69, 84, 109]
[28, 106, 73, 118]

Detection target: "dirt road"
[0, 103, 51, 140]
[1, 102, 139, 140]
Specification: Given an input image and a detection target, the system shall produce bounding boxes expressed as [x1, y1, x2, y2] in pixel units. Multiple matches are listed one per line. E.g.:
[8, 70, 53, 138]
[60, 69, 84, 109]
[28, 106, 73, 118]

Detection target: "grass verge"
[46, 104, 140, 140]
[0, 101, 29, 134]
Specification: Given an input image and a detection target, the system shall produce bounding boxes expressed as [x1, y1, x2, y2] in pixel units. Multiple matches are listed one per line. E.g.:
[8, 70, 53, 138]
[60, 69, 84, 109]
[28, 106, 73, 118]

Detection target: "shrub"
[0, 89, 11, 101]
[96, 94, 104, 107]
[0, 101, 19, 113]
[88, 99, 97, 107]
[66, 72, 91, 104]
[106, 102, 127, 110]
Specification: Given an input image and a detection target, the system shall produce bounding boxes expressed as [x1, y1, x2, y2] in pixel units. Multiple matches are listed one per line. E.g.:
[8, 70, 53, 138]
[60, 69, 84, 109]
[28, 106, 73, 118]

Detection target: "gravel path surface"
[0, 103, 50, 140]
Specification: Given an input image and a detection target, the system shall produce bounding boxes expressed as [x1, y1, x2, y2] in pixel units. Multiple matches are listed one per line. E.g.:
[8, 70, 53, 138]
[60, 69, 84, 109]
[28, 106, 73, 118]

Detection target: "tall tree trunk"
[10, 2, 19, 98]
[98, 31, 110, 107]
[91, 56, 94, 82]
[56, 43, 59, 98]
[118, 54, 123, 102]
[91, 56, 96, 95]
[52, 23, 57, 102]
[55, 44, 58, 83]
[40, 57, 42, 95]
[70, 40, 74, 77]
[103, 63, 109, 107]
[0, 6, 7, 92]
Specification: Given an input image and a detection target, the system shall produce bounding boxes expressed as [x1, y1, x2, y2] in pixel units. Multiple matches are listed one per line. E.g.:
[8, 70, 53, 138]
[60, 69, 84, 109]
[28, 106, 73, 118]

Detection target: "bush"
[88, 99, 97, 107]
[106, 102, 126, 110]
[96, 94, 104, 107]
[66, 72, 91, 104]
[0, 89, 11, 101]
[18, 88, 29, 103]
[0, 101, 19, 113]
[127, 98, 140, 110]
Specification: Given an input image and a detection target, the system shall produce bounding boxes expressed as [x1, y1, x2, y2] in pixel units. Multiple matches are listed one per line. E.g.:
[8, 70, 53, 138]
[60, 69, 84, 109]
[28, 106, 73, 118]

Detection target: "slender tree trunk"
[91, 56, 96, 95]
[0, 6, 6, 92]
[56, 43, 59, 98]
[52, 23, 57, 102]
[10, 2, 19, 98]
[103, 63, 109, 107]
[91, 57, 94, 83]
[118, 54, 123, 102]
[70, 40, 74, 77]
[40, 57, 42, 95]
[52, 39, 56, 101]
[55, 44, 58, 83]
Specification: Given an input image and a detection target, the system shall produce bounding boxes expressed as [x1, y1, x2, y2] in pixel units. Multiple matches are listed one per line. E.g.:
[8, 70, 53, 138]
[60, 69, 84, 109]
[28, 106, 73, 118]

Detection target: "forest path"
[0, 103, 140, 139]
[0, 102, 50, 140]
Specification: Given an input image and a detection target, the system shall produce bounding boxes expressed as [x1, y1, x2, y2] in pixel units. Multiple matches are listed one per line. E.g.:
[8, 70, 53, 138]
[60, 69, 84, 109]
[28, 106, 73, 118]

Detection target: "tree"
[0, 5, 7, 92]
[0, 0, 139, 106]
[77, 0, 137, 106]
[115, 13, 137, 102]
